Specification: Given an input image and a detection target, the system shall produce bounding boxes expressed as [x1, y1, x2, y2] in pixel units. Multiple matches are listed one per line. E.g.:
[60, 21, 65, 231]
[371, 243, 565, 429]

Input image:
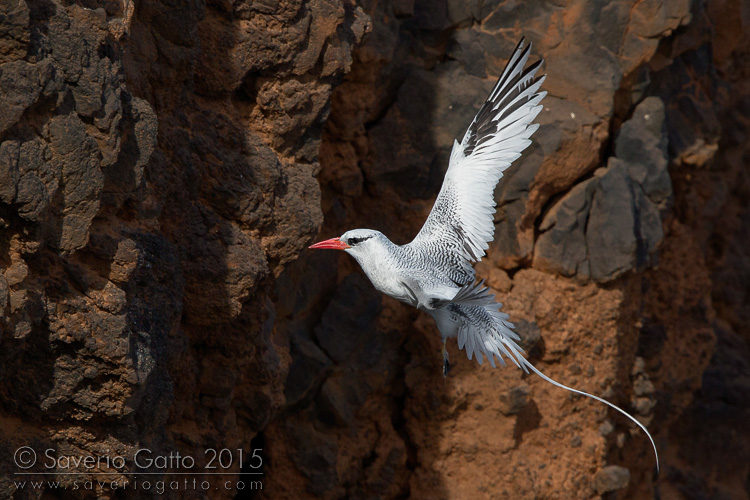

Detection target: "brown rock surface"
[1, 1, 749, 500]
[0, 0, 366, 498]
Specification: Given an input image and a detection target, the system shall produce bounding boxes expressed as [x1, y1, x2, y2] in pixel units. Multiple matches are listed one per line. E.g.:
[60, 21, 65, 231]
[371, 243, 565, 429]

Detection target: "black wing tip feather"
[499, 38, 543, 88]
[464, 38, 545, 156]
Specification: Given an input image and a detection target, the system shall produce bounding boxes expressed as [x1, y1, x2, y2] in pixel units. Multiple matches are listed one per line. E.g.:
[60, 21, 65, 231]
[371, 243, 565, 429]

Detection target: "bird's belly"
[365, 267, 456, 311]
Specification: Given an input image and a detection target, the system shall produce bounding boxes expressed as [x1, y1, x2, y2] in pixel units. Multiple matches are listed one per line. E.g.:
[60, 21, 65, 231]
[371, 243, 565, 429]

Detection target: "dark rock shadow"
[117, 0, 283, 477]
[121, 0, 373, 496]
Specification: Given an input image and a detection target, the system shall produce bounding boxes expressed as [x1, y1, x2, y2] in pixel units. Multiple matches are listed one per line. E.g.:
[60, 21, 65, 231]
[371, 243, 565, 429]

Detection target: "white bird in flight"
[310, 38, 659, 471]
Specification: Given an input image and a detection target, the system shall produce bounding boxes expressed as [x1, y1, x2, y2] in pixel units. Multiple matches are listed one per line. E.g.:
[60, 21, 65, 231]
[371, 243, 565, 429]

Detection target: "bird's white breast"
[349, 242, 418, 306]
[360, 254, 414, 304]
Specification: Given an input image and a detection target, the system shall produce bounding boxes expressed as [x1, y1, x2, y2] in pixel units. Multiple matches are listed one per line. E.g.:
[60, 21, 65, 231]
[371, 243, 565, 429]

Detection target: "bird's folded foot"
[443, 358, 451, 377]
[442, 340, 450, 377]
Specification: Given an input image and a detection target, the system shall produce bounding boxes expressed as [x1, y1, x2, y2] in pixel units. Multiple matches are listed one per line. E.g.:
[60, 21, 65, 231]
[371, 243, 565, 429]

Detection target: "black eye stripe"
[348, 236, 373, 246]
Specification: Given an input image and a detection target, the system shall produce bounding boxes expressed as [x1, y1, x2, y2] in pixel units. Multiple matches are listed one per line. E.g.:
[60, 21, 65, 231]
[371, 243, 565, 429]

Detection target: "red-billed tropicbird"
[310, 38, 658, 470]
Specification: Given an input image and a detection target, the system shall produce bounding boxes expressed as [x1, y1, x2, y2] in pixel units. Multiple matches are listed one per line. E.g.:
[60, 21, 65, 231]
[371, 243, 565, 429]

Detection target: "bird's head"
[308, 229, 386, 258]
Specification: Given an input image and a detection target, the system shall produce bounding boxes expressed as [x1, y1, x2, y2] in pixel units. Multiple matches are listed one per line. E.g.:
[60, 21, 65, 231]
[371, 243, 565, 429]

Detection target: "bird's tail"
[433, 281, 660, 472]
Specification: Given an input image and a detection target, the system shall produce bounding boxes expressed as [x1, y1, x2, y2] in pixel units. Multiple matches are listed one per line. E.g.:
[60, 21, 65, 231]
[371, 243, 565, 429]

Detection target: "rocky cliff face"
[1, 0, 748, 499]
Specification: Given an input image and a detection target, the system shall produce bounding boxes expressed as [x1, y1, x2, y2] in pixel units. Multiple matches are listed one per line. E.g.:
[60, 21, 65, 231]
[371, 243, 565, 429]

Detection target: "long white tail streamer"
[518, 356, 660, 473]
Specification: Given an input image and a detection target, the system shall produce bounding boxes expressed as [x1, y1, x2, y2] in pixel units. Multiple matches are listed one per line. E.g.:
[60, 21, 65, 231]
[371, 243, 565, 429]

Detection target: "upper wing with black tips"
[408, 38, 545, 275]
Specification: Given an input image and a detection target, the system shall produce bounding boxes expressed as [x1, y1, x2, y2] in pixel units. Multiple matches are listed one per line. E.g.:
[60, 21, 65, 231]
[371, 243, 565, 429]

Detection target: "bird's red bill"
[309, 237, 350, 250]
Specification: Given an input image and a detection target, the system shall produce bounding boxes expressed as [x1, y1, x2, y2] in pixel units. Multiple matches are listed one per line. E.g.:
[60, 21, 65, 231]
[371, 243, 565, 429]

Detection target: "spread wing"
[407, 38, 545, 281]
